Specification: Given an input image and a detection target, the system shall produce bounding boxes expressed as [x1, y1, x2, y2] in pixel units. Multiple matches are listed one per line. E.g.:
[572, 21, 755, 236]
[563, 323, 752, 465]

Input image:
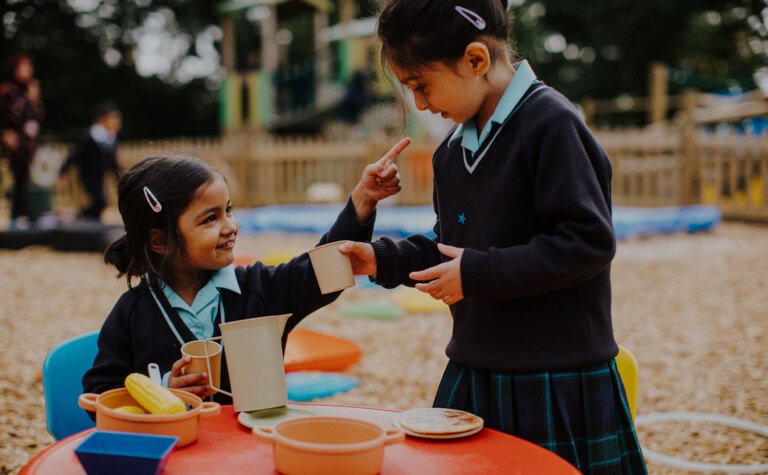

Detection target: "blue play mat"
[286, 372, 359, 402]
[235, 204, 721, 240]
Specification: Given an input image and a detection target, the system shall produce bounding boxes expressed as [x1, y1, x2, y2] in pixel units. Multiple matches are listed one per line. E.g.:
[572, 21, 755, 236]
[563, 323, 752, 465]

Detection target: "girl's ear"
[464, 42, 492, 76]
[149, 229, 168, 255]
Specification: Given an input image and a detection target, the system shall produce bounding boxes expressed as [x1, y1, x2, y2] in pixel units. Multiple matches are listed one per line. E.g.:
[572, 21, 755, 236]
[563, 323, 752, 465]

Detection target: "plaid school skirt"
[434, 359, 647, 475]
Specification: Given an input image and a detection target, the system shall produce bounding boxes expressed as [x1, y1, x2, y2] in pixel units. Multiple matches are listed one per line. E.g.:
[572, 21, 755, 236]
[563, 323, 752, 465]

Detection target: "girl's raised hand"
[351, 137, 411, 222]
[167, 355, 212, 396]
[338, 241, 377, 276]
[410, 243, 465, 305]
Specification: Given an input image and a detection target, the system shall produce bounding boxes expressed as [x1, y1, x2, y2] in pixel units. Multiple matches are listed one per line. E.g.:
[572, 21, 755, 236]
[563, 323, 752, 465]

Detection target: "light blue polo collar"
[160, 264, 241, 314]
[210, 264, 241, 295]
[448, 60, 537, 154]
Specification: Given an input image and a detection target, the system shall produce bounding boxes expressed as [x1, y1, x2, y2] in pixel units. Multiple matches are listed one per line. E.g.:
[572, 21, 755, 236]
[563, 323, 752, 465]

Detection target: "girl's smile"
[217, 239, 235, 250]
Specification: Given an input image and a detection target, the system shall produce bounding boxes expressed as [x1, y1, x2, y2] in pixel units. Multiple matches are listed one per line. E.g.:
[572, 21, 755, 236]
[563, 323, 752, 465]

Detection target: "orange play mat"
[284, 329, 362, 372]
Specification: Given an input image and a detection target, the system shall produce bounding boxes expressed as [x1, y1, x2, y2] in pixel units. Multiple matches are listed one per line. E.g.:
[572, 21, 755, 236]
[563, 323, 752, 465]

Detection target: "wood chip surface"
[2, 222, 767, 474]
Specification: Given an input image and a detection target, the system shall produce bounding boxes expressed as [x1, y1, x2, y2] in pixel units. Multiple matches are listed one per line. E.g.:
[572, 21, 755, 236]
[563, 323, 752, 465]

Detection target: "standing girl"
[84, 139, 409, 403]
[340, 1, 646, 472]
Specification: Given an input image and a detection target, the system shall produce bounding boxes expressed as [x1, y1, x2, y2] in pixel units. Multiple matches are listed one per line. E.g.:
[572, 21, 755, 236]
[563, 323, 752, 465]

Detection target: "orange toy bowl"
[253, 416, 404, 475]
[78, 388, 220, 446]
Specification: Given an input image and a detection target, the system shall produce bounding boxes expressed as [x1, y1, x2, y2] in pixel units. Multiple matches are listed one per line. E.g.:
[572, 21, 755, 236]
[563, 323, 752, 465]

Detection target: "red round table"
[20, 404, 580, 474]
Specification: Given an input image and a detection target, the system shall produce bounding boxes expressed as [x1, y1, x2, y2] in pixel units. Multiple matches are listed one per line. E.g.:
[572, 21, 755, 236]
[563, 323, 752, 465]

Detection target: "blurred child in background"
[59, 101, 122, 222]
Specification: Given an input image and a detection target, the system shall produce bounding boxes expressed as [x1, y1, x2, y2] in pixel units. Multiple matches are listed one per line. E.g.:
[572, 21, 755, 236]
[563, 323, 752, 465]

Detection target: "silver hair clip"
[455, 6, 486, 30]
[143, 186, 162, 213]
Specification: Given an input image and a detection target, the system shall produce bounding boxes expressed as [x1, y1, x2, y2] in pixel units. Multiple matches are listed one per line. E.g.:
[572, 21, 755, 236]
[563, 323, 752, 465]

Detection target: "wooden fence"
[696, 131, 768, 220]
[596, 128, 685, 207]
[29, 127, 768, 223]
[47, 133, 435, 210]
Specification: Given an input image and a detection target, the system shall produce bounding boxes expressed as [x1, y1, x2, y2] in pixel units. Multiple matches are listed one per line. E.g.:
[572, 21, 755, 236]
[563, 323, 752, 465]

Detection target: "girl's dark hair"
[378, 0, 512, 73]
[104, 155, 219, 288]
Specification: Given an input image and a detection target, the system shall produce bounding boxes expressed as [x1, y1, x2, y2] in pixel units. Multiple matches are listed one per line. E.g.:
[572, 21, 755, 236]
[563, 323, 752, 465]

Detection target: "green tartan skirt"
[433, 359, 647, 475]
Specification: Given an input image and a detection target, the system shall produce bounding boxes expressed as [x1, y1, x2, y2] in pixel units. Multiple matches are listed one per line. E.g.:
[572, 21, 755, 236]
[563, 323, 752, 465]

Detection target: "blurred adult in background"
[338, 69, 371, 125]
[59, 101, 122, 222]
[0, 54, 45, 230]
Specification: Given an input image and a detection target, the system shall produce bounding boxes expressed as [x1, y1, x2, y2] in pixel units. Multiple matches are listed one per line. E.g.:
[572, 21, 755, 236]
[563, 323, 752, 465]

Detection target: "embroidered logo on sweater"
[458, 213, 467, 224]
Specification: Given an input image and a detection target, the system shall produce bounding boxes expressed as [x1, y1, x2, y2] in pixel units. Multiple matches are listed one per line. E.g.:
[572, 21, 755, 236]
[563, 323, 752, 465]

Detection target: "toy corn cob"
[114, 405, 147, 415]
[125, 373, 187, 415]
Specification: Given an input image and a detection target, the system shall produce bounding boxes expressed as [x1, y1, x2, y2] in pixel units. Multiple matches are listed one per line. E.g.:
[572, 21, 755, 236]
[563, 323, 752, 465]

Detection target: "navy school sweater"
[372, 83, 619, 372]
[83, 199, 374, 405]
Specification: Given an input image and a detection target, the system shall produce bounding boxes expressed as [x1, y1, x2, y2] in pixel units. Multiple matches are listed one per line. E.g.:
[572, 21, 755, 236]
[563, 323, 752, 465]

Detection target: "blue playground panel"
[612, 205, 722, 240]
[286, 372, 359, 402]
[235, 205, 436, 238]
[235, 204, 721, 240]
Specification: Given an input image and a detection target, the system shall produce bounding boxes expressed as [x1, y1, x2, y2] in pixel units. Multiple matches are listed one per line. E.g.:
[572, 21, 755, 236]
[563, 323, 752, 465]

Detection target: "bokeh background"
[1, 1, 768, 474]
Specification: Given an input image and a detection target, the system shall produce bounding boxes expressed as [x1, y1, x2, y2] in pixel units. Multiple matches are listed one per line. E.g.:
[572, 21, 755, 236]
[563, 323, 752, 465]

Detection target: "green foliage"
[510, 0, 767, 100]
[2, 0, 765, 137]
[0, 0, 219, 140]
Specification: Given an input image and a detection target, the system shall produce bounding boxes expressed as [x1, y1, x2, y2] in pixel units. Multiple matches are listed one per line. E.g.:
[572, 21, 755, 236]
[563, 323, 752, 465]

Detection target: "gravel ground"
[2, 221, 767, 474]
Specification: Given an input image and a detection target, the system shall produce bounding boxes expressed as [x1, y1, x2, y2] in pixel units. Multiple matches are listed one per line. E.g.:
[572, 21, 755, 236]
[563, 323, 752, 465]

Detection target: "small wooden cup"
[308, 241, 355, 294]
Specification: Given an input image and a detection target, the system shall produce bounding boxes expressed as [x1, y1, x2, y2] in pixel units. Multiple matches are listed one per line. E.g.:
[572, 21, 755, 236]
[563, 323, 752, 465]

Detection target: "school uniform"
[83, 198, 374, 407]
[371, 61, 647, 474]
[59, 124, 120, 220]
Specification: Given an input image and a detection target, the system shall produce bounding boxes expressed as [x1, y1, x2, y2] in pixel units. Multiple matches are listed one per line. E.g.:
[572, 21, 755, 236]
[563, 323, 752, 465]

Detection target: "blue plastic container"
[74, 430, 179, 475]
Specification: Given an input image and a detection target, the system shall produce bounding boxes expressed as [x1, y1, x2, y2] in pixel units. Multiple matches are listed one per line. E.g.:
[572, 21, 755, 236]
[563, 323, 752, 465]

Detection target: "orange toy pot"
[253, 416, 404, 475]
[78, 388, 220, 446]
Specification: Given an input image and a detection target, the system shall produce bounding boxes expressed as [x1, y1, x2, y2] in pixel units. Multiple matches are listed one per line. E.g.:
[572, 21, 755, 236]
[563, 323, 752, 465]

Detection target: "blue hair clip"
[143, 186, 162, 213]
[455, 6, 486, 30]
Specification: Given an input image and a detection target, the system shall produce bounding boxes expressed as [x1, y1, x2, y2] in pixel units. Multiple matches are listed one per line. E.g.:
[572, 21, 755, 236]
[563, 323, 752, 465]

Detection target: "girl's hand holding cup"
[338, 242, 377, 276]
[168, 355, 212, 397]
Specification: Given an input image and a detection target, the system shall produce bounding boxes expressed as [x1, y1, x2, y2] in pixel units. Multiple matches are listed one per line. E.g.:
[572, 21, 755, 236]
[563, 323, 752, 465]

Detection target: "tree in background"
[2, 0, 767, 137]
[0, 0, 221, 140]
[509, 0, 768, 103]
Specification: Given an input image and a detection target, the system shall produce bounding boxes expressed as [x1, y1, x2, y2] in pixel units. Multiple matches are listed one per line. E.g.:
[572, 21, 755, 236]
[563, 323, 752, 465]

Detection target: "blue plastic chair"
[42, 331, 99, 440]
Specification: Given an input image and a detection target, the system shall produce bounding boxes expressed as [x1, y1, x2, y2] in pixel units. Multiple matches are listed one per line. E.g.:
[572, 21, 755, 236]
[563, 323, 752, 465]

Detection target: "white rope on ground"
[635, 411, 768, 474]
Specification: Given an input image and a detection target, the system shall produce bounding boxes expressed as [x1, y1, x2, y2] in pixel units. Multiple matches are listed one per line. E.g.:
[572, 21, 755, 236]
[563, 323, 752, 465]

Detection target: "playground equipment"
[615, 346, 638, 422]
[341, 299, 403, 320]
[0, 221, 124, 251]
[635, 412, 768, 473]
[284, 328, 362, 372]
[217, 0, 379, 134]
[286, 372, 359, 402]
[392, 287, 448, 313]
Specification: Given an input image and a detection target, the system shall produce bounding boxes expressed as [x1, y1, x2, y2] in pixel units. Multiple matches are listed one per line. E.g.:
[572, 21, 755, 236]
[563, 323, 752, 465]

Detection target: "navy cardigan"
[372, 84, 618, 372]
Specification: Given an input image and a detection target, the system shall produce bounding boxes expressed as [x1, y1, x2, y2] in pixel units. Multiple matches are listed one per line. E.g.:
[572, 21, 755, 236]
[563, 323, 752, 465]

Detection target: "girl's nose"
[224, 216, 238, 234]
[412, 91, 428, 111]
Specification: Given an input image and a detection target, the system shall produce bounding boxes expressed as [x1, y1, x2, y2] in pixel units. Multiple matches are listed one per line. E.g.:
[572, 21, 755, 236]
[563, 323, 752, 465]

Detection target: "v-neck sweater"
[371, 84, 618, 372]
[83, 198, 374, 404]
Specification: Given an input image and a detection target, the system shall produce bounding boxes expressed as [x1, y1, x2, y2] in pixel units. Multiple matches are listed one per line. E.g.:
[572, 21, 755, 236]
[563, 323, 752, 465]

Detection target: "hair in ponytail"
[104, 234, 130, 275]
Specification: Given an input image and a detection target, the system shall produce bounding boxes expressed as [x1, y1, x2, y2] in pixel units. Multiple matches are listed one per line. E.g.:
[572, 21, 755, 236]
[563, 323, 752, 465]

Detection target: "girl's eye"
[226, 205, 233, 214]
[204, 214, 216, 223]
